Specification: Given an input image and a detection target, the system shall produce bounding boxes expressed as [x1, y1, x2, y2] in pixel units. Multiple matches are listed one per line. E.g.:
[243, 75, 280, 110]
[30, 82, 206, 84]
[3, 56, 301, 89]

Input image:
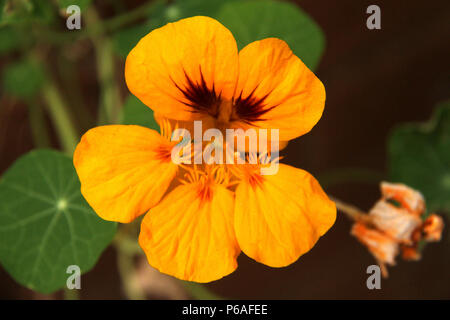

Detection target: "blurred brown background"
[1, 0, 449, 299]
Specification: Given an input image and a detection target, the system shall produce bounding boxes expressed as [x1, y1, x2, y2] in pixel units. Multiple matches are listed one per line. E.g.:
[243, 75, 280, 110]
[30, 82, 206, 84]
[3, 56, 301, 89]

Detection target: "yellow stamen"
[178, 164, 232, 202]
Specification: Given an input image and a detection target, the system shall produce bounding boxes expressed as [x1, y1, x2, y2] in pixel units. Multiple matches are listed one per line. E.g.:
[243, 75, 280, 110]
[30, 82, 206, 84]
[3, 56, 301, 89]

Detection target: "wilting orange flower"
[351, 182, 444, 277]
[74, 16, 336, 282]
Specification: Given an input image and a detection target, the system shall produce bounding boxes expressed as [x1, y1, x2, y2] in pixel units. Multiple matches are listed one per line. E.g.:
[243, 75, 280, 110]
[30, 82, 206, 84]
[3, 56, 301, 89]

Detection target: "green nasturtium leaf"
[217, 0, 325, 70]
[389, 101, 450, 213]
[0, 150, 117, 293]
[2, 59, 46, 99]
[120, 95, 159, 131]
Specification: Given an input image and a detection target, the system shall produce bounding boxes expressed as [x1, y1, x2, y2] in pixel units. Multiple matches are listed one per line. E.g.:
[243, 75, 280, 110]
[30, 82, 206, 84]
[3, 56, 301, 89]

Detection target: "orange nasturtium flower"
[73, 16, 336, 282]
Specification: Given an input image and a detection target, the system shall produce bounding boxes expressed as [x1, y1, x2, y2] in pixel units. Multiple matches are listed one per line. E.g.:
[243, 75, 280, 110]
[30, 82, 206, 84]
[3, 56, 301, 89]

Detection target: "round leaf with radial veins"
[0, 150, 117, 294]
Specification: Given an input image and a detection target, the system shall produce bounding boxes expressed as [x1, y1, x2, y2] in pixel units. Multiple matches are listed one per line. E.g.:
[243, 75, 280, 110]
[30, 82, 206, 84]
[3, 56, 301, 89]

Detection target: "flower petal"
[351, 222, 399, 266]
[369, 200, 421, 244]
[234, 38, 325, 141]
[139, 183, 240, 282]
[73, 125, 178, 223]
[234, 164, 336, 267]
[380, 181, 425, 215]
[125, 16, 239, 121]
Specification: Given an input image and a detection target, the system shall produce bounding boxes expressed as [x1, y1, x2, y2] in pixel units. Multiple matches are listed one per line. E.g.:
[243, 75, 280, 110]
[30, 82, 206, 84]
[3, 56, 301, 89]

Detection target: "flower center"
[174, 67, 275, 125]
[179, 165, 231, 203]
[216, 100, 234, 128]
[197, 177, 215, 202]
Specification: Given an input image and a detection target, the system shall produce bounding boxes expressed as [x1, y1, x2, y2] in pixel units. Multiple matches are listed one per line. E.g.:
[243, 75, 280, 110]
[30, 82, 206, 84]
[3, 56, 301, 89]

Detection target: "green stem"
[85, 8, 122, 125]
[40, 0, 166, 44]
[329, 195, 373, 225]
[116, 244, 146, 300]
[114, 225, 146, 300]
[102, 0, 165, 32]
[182, 282, 224, 300]
[41, 79, 79, 154]
[26, 99, 51, 148]
[56, 53, 95, 131]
